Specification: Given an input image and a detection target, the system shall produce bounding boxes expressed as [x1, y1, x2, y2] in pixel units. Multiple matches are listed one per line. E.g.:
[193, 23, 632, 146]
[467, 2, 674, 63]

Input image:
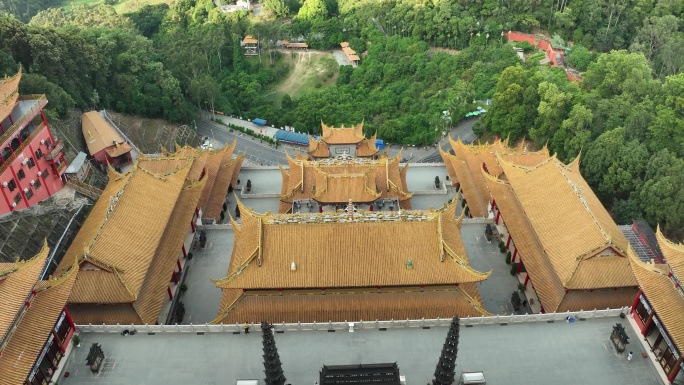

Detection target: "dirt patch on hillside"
[275, 51, 339, 98]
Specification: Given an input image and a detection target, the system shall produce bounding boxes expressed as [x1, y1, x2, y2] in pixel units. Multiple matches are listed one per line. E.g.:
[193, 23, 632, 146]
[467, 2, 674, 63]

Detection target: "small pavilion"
[242, 35, 259, 56]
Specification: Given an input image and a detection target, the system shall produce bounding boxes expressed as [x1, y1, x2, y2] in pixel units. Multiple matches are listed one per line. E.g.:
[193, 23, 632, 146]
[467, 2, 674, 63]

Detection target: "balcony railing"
[45, 140, 64, 161]
[0, 94, 47, 148]
[0, 123, 45, 175]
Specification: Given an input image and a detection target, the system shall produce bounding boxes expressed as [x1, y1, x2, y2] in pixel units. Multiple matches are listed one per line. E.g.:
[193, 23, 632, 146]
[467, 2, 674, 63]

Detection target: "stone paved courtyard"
[60, 317, 660, 385]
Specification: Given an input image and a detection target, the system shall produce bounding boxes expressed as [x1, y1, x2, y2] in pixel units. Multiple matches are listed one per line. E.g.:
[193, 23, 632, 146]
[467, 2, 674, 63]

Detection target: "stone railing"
[77, 306, 631, 334]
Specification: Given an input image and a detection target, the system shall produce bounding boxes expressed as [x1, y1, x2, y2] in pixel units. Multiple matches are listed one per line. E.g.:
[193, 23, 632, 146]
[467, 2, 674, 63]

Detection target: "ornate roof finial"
[346, 199, 355, 220]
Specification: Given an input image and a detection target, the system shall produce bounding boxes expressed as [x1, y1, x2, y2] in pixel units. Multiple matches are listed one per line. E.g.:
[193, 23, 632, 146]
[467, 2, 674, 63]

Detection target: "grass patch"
[54, 0, 104, 10]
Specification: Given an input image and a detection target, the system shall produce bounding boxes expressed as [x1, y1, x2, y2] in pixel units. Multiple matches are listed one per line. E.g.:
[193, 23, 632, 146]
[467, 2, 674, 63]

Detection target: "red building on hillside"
[0, 69, 67, 215]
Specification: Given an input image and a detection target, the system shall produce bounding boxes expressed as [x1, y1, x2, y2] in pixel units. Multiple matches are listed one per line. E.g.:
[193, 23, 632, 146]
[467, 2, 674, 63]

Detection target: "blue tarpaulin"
[375, 139, 385, 150]
[274, 130, 309, 146]
[253, 118, 267, 126]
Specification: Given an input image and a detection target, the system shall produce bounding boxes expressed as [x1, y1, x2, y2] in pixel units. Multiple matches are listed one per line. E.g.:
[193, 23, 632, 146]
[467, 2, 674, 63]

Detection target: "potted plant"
[72, 334, 81, 348]
[510, 263, 519, 276]
[179, 283, 188, 295]
[517, 283, 527, 291]
[505, 251, 512, 264]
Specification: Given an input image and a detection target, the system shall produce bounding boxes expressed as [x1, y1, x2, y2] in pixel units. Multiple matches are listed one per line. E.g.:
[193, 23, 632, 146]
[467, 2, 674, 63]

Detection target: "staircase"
[66, 179, 102, 201]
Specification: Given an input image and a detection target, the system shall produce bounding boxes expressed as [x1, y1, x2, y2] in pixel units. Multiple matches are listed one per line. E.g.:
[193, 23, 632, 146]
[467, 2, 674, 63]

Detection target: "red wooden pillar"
[631, 289, 642, 311]
[506, 234, 511, 249]
[319, 205, 323, 213]
[0, 121, 4, 133]
[490, 199, 496, 211]
[51, 329, 65, 353]
[190, 219, 196, 232]
[63, 307, 76, 349]
[512, 247, 518, 263]
[167, 287, 173, 300]
[495, 210, 501, 224]
[172, 271, 179, 284]
[40, 110, 56, 144]
[177, 258, 182, 273]
[8, 114, 14, 125]
[516, 259, 523, 274]
[182, 244, 187, 258]
[668, 357, 683, 382]
[524, 273, 530, 286]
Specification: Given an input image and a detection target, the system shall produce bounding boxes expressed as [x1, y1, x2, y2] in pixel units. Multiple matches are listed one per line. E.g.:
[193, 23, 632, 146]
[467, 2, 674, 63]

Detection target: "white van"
[458, 371, 486, 384]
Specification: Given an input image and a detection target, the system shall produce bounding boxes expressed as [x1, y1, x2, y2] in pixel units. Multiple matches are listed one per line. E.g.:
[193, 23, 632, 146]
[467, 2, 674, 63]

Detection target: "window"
[13, 193, 21, 205]
[44, 139, 51, 148]
[17, 169, 25, 180]
[35, 149, 42, 159]
[25, 188, 33, 200]
[34, 179, 41, 191]
[27, 158, 35, 169]
[7, 179, 17, 192]
[42, 168, 49, 178]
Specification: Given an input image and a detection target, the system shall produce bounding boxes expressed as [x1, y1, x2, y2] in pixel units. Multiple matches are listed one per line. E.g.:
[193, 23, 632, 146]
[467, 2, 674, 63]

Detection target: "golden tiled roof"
[0, 254, 78, 385]
[67, 304, 143, 325]
[0, 241, 48, 342]
[213, 286, 489, 324]
[498, 156, 633, 286]
[656, 226, 684, 282]
[308, 135, 329, 157]
[442, 136, 550, 218]
[629, 254, 684, 350]
[482, 171, 566, 312]
[356, 132, 379, 157]
[483, 155, 638, 311]
[320, 120, 365, 144]
[133, 178, 207, 324]
[279, 153, 412, 212]
[57, 160, 191, 308]
[214, 198, 489, 291]
[0, 68, 21, 124]
[204, 150, 245, 221]
[197, 143, 235, 213]
[555, 287, 638, 312]
[82, 111, 132, 157]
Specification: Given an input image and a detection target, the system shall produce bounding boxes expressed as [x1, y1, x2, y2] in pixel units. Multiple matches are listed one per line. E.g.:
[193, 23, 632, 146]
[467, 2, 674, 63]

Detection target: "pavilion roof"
[355, 132, 379, 157]
[0, 68, 21, 124]
[656, 226, 684, 283]
[82, 111, 132, 157]
[0, 245, 78, 385]
[279, 152, 412, 212]
[243, 35, 258, 44]
[442, 136, 550, 217]
[195, 142, 236, 214]
[482, 155, 637, 310]
[56, 158, 192, 313]
[629, 253, 684, 351]
[204, 151, 245, 221]
[213, 283, 489, 324]
[320, 120, 365, 144]
[214, 198, 489, 291]
[308, 135, 330, 157]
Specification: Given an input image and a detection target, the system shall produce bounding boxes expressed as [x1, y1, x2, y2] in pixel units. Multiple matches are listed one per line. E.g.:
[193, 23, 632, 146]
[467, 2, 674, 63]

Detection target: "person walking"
[244, 323, 250, 334]
[627, 351, 633, 361]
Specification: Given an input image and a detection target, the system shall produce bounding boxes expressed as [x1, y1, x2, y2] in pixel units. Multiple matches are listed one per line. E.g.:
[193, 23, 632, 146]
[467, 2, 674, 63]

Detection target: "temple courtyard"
[59, 316, 660, 385]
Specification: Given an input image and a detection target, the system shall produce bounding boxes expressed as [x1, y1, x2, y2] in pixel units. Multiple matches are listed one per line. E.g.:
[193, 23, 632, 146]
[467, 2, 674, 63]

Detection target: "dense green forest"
[0, 0, 682, 237]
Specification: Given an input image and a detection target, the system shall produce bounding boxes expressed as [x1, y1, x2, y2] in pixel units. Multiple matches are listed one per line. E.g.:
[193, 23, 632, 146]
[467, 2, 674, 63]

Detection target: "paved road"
[196, 119, 291, 166]
[416, 117, 479, 163]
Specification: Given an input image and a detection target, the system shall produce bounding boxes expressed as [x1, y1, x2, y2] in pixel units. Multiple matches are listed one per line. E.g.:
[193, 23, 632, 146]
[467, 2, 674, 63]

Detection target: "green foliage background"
[0, 0, 682, 238]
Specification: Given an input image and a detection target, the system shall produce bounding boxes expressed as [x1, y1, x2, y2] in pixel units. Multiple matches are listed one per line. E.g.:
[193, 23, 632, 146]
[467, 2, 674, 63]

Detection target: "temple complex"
[630, 228, 684, 383]
[278, 152, 412, 213]
[0, 242, 78, 385]
[55, 144, 243, 325]
[308, 121, 379, 158]
[0, 68, 67, 215]
[440, 137, 549, 218]
[482, 155, 638, 313]
[212, 198, 490, 324]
